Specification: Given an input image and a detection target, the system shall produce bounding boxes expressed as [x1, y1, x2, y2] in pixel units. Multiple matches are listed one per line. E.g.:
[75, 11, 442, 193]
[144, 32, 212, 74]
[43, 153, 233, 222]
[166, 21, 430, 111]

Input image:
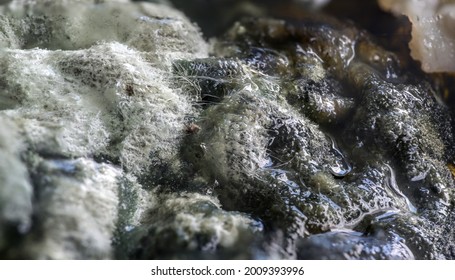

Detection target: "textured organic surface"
[0, 0, 210, 259]
[176, 16, 454, 259]
[379, 0, 455, 73]
[0, 0, 454, 259]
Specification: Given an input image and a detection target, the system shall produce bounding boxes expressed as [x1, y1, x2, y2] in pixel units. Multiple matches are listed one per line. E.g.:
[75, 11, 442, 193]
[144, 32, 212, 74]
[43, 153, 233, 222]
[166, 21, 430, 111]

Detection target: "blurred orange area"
[449, 163, 455, 178]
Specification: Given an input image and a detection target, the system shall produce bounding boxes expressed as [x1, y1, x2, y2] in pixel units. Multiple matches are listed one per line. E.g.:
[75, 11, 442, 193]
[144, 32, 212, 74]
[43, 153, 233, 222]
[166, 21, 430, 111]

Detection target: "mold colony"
[0, 0, 454, 259]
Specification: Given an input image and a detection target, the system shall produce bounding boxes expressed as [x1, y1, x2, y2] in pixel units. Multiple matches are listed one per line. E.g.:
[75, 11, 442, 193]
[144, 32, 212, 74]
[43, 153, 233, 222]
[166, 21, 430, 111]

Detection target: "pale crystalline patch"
[379, 0, 455, 73]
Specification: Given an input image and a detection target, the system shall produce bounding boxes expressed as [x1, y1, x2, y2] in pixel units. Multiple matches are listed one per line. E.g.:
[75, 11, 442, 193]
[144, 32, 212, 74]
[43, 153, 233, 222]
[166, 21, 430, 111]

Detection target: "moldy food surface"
[0, 0, 454, 259]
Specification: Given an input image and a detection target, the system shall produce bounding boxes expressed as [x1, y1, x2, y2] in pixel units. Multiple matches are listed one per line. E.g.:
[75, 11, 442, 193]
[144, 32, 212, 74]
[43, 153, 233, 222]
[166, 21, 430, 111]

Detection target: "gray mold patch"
[17, 158, 121, 259]
[0, 0, 209, 259]
[178, 17, 454, 259]
[0, 118, 32, 252]
[127, 192, 264, 259]
[179, 61, 411, 257]
[0, 0, 454, 260]
[0, 0, 207, 58]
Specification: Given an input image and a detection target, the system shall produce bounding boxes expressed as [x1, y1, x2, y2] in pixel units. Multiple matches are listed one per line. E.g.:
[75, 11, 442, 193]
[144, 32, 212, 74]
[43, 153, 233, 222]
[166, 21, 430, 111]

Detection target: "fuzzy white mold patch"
[142, 193, 262, 251]
[0, 0, 209, 259]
